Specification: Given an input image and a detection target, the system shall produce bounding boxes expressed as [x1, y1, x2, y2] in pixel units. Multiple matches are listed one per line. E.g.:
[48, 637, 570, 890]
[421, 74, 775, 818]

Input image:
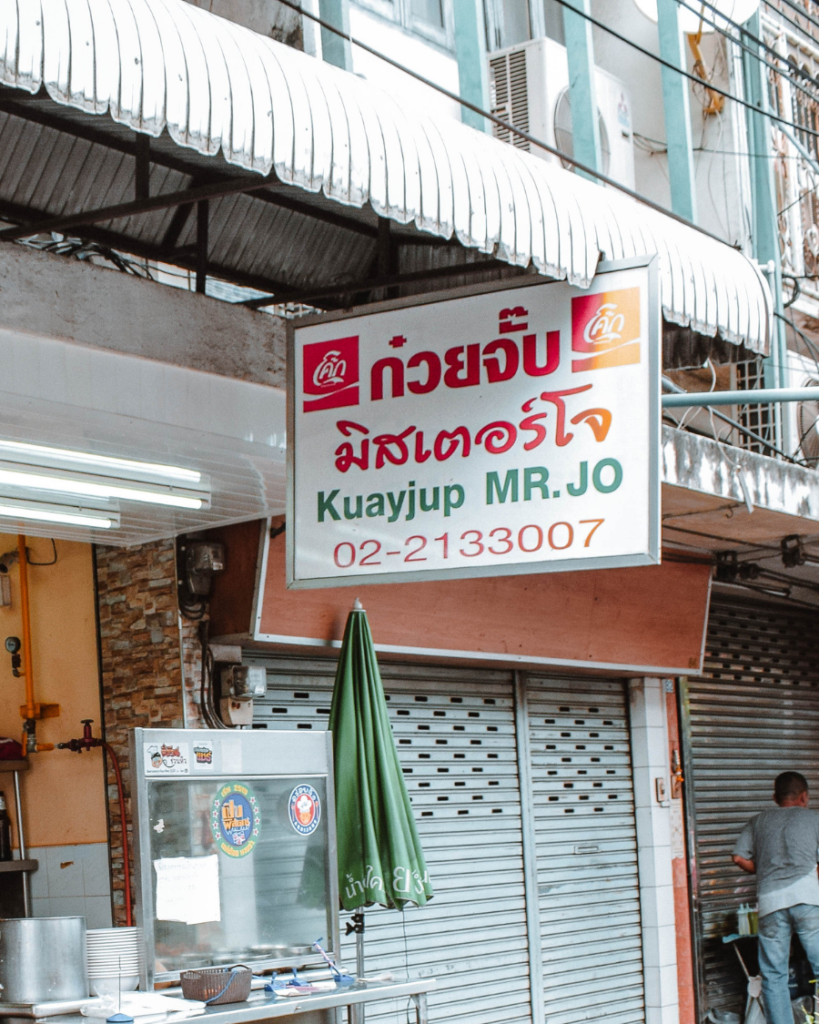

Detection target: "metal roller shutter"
[686, 593, 819, 1016]
[524, 675, 645, 1024]
[248, 656, 534, 1024]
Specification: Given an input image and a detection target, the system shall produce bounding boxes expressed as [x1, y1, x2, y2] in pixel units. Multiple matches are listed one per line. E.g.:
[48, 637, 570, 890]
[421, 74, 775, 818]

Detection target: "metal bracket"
[345, 912, 365, 936]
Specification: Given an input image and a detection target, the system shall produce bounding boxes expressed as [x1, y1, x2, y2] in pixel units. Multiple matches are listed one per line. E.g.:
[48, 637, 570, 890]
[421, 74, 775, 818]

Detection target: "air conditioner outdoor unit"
[488, 36, 636, 191]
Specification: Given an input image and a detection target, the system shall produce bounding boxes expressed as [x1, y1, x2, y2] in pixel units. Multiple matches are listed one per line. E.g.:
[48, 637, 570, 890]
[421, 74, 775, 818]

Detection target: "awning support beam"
[0, 94, 383, 242]
[0, 196, 307, 304]
[0, 176, 276, 242]
[135, 135, 150, 202]
[196, 200, 209, 295]
[245, 257, 516, 309]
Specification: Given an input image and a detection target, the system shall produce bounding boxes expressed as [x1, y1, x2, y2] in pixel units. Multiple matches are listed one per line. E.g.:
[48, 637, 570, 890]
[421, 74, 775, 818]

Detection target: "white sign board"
[287, 260, 660, 588]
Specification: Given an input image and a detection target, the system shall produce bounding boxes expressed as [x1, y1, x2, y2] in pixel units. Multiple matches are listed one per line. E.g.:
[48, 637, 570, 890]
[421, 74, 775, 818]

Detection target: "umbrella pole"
[354, 917, 364, 1019]
[355, 914, 365, 1024]
[356, 921, 365, 979]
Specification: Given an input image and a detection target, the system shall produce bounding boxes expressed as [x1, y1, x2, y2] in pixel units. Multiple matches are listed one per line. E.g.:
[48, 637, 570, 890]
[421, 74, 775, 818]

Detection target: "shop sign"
[288, 260, 660, 587]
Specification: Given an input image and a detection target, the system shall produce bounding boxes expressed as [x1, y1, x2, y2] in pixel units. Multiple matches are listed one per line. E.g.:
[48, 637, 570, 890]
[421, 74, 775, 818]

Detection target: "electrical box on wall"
[488, 36, 636, 191]
[218, 664, 267, 728]
[219, 697, 254, 727]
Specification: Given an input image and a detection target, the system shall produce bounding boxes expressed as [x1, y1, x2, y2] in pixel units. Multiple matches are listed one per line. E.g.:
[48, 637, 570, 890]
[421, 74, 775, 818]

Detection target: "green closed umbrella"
[329, 599, 433, 974]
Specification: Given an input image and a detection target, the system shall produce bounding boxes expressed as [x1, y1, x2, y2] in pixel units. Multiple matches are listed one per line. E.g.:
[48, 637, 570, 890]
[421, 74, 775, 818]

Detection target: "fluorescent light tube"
[0, 498, 118, 529]
[0, 440, 201, 483]
[0, 464, 208, 510]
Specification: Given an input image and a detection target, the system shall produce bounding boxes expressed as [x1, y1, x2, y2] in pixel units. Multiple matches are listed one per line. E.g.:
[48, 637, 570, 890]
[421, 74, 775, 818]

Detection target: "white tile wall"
[28, 842, 112, 928]
[629, 678, 679, 1024]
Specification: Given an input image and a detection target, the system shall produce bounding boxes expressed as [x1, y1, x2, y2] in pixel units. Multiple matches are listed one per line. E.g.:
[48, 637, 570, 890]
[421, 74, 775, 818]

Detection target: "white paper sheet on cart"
[82, 994, 207, 1021]
[154, 855, 221, 925]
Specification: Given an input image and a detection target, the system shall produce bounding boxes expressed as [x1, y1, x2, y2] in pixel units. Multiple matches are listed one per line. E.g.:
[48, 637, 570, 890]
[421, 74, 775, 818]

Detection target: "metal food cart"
[129, 728, 433, 1024]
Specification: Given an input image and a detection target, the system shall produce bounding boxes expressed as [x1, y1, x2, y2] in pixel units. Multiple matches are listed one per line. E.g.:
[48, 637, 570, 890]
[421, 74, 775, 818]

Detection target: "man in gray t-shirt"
[733, 772, 819, 1024]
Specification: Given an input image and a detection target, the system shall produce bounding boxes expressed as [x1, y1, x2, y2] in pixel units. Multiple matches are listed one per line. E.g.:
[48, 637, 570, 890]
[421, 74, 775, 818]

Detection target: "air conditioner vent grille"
[489, 55, 511, 144]
[489, 51, 530, 150]
[508, 51, 530, 149]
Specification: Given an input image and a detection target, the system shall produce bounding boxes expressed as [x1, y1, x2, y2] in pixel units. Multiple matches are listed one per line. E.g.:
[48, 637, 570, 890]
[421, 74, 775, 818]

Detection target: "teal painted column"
[742, 11, 789, 448]
[454, 0, 489, 132]
[656, 0, 698, 223]
[318, 0, 352, 72]
[561, 0, 601, 178]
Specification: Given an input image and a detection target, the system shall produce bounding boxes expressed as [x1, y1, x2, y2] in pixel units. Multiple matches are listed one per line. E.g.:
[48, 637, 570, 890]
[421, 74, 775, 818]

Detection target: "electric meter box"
[130, 728, 339, 987]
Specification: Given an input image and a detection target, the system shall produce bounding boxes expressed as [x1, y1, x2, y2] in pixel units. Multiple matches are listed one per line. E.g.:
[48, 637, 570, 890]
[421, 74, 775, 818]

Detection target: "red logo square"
[571, 288, 641, 371]
[302, 336, 360, 412]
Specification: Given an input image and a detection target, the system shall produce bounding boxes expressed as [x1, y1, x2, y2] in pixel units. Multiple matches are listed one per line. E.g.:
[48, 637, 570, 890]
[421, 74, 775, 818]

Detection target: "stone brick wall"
[181, 618, 206, 730]
[95, 539, 187, 925]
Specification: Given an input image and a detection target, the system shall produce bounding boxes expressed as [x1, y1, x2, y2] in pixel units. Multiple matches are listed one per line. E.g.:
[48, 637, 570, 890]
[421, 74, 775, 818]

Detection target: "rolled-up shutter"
[686, 593, 819, 1014]
[247, 655, 646, 1024]
[248, 656, 533, 1024]
[524, 674, 645, 1024]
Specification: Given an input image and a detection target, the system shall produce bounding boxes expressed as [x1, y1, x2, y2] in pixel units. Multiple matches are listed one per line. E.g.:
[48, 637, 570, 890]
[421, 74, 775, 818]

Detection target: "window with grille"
[736, 358, 776, 455]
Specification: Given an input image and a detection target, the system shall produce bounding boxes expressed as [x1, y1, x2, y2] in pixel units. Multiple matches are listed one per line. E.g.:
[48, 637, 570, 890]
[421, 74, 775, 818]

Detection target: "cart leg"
[412, 993, 428, 1024]
[352, 929, 365, 1024]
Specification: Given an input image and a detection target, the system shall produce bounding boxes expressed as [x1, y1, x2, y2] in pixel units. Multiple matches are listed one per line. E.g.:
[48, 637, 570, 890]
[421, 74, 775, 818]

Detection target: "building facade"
[0, 3, 818, 1024]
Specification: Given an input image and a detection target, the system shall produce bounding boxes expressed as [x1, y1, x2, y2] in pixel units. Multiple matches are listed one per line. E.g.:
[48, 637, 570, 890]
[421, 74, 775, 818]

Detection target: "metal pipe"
[16, 537, 54, 755]
[662, 377, 793, 460]
[662, 386, 819, 407]
[17, 537, 35, 727]
[102, 741, 133, 928]
[355, 925, 365, 1024]
[12, 769, 30, 917]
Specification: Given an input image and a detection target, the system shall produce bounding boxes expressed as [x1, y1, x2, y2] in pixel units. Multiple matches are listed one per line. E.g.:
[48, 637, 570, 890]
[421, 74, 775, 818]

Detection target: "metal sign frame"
[286, 256, 661, 588]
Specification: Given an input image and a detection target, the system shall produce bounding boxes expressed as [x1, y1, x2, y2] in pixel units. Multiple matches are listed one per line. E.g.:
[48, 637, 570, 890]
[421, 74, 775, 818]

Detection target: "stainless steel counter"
[0, 979, 434, 1024]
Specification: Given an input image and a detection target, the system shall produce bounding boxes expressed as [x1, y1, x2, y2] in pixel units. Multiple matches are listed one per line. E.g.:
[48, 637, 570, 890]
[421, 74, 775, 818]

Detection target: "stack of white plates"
[87, 927, 143, 996]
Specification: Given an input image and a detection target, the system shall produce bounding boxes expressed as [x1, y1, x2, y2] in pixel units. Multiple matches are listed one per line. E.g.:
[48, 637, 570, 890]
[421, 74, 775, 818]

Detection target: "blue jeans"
[758, 904, 819, 1024]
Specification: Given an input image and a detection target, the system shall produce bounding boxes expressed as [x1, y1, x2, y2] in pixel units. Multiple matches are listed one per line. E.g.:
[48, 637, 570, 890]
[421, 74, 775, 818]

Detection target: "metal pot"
[0, 916, 88, 1003]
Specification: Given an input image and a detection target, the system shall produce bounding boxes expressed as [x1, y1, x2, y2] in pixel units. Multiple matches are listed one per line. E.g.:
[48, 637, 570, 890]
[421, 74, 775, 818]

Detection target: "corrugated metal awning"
[0, 0, 771, 353]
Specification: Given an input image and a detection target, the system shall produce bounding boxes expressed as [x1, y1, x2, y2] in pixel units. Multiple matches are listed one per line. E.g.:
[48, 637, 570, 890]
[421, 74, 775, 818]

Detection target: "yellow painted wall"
[0, 534, 107, 847]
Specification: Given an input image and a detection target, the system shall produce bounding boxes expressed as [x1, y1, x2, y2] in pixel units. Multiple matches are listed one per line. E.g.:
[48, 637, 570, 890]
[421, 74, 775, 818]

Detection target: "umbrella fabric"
[329, 607, 433, 912]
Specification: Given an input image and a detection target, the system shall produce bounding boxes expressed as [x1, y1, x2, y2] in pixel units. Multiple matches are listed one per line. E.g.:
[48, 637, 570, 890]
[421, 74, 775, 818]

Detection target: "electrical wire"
[27, 539, 57, 566]
[197, 619, 227, 729]
[776, 309, 819, 368]
[199, 619, 216, 729]
[273, 0, 734, 247]
[763, 0, 819, 42]
[677, 0, 819, 108]
[544, 0, 819, 146]
[662, 374, 795, 458]
[778, 186, 818, 217]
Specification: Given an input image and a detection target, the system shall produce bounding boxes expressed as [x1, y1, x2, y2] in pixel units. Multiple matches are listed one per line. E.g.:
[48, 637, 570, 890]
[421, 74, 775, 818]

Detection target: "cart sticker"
[288, 784, 321, 836]
[144, 741, 190, 776]
[211, 782, 261, 858]
[193, 740, 214, 770]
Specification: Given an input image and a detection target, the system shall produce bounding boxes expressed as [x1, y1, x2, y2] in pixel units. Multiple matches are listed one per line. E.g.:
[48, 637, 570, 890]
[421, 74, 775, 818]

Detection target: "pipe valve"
[57, 719, 101, 753]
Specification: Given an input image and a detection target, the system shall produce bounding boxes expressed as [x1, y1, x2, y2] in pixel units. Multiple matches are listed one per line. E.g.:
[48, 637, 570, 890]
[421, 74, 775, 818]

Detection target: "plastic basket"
[180, 965, 252, 1005]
